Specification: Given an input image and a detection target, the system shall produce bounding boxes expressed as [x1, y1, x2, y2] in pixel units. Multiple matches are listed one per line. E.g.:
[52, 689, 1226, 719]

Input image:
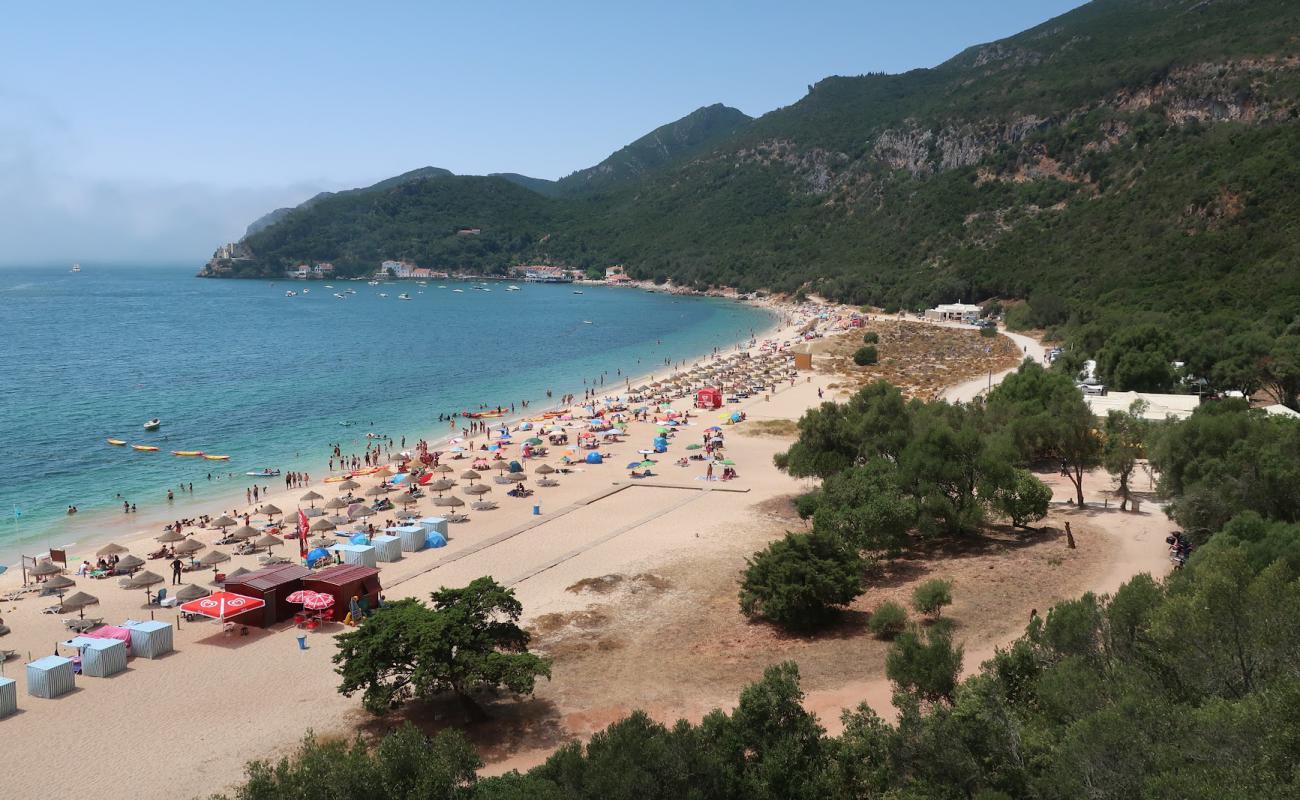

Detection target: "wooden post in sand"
[1065, 521, 1076, 549]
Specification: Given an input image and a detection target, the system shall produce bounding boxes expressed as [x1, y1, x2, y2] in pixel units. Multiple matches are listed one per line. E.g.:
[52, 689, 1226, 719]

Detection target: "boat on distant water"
[171, 450, 204, 457]
[142, 418, 161, 431]
[573, 290, 584, 295]
[203, 454, 230, 461]
[345, 288, 357, 294]
[285, 290, 297, 297]
[132, 444, 159, 452]
[325, 284, 334, 289]
[106, 438, 126, 446]
[246, 468, 281, 477]
[334, 292, 346, 299]
[398, 293, 411, 300]
[378, 292, 388, 298]
[452, 288, 464, 293]
[507, 285, 520, 291]
[367, 280, 380, 286]
[70, 263, 81, 273]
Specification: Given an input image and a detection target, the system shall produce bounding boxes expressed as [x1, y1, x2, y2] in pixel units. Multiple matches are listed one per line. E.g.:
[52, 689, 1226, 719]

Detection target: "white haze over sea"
[0, 85, 324, 265]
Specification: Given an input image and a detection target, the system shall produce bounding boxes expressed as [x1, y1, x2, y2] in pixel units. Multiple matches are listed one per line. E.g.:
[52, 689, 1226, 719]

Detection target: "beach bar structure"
[418, 517, 448, 537]
[223, 563, 311, 628]
[27, 655, 74, 699]
[389, 524, 427, 552]
[123, 619, 174, 659]
[370, 535, 402, 562]
[69, 636, 128, 677]
[302, 564, 381, 618]
[0, 677, 16, 718]
[695, 387, 722, 409]
[330, 543, 378, 568]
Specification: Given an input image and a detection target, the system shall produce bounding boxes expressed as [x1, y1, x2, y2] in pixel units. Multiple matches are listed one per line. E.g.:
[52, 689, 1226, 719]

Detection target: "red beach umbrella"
[179, 591, 265, 621]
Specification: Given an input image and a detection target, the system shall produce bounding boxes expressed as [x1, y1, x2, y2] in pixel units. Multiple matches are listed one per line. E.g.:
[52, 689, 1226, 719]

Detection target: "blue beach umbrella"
[424, 532, 447, 549]
[349, 533, 369, 545]
[306, 548, 330, 567]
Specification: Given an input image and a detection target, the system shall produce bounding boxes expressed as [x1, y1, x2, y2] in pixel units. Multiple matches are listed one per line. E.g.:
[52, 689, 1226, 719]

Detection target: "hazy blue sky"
[1, 0, 1086, 263]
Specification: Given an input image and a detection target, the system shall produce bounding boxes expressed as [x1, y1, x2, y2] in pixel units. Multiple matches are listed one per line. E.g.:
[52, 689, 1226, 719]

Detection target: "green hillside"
[203, 0, 1300, 395]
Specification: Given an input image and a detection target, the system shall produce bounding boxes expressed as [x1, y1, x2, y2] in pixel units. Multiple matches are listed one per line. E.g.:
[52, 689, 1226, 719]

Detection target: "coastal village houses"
[605, 265, 632, 284]
[286, 262, 334, 279]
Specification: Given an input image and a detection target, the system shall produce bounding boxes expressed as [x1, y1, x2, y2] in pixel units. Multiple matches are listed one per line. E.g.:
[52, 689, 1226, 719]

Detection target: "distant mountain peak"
[555, 104, 752, 194]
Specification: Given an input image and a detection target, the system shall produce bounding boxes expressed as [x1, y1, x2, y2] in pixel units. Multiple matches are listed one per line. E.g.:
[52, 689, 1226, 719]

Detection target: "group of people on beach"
[283, 471, 310, 489]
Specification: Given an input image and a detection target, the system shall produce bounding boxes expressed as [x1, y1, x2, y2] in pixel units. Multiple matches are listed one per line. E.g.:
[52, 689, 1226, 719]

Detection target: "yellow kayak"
[107, 438, 126, 446]
[172, 450, 204, 457]
[203, 454, 230, 461]
[132, 445, 159, 452]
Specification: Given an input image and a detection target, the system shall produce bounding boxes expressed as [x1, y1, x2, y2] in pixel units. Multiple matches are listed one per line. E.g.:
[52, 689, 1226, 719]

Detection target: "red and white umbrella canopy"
[179, 591, 265, 621]
[285, 590, 314, 604]
[302, 592, 335, 611]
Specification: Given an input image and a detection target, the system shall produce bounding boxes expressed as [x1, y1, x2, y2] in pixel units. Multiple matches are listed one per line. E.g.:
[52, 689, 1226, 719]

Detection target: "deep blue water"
[0, 265, 773, 559]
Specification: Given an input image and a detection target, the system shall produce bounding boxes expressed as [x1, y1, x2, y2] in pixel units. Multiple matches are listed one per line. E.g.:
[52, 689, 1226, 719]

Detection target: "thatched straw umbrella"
[32, 560, 62, 578]
[157, 529, 186, 543]
[434, 495, 465, 508]
[175, 538, 205, 555]
[535, 463, 555, 475]
[259, 504, 283, 518]
[198, 550, 230, 567]
[211, 515, 238, 530]
[231, 525, 259, 541]
[309, 518, 336, 533]
[175, 584, 210, 603]
[115, 554, 145, 572]
[394, 493, 418, 507]
[299, 490, 324, 508]
[428, 478, 456, 494]
[256, 534, 282, 551]
[432, 464, 454, 474]
[96, 542, 129, 557]
[363, 485, 387, 497]
[464, 484, 492, 497]
[337, 479, 360, 492]
[324, 497, 347, 511]
[60, 590, 99, 619]
[349, 506, 376, 520]
[460, 470, 481, 483]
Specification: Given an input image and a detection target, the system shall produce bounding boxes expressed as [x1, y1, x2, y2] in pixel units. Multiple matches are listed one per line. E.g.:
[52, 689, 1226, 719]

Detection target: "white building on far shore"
[925, 302, 981, 324]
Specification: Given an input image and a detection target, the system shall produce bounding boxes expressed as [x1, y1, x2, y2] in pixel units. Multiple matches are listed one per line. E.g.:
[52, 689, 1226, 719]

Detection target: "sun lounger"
[0, 649, 16, 661]
[446, 513, 470, 523]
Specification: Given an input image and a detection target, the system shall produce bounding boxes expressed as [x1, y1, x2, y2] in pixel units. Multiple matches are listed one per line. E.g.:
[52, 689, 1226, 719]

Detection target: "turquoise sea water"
[0, 265, 774, 561]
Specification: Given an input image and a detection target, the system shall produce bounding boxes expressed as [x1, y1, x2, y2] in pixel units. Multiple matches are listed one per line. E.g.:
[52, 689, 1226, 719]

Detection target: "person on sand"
[171, 557, 183, 585]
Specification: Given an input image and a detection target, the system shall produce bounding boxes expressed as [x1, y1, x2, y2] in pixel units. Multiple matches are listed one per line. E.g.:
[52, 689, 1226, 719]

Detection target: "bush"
[979, 324, 998, 338]
[1004, 304, 1034, 331]
[994, 469, 1053, 528]
[868, 601, 909, 639]
[912, 578, 953, 618]
[863, 331, 879, 344]
[885, 620, 963, 703]
[793, 490, 821, 520]
[739, 531, 864, 629]
[853, 345, 878, 366]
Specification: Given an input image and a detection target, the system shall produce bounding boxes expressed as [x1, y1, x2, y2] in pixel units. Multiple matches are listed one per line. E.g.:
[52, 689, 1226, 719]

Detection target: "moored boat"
[245, 468, 281, 477]
[132, 445, 159, 452]
[203, 454, 230, 461]
[398, 293, 411, 300]
[142, 418, 162, 430]
[106, 438, 126, 446]
[171, 450, 204, 457]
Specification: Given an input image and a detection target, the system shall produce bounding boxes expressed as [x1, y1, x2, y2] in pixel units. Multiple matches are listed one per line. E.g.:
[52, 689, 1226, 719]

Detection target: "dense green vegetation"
[333, 577, 551, 716]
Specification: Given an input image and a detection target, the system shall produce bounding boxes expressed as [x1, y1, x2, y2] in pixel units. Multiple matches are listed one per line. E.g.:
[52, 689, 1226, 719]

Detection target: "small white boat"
[507, 285, 520, 291]
[367, 280, 380, 286]
[302, 288, 310, 294]
[452, 288, 464, 293]
[325, 284, 334, 288]
[334, 292, 346, 299]
[573, 290, 584, 295]
[345, 288, 357, 294]
[437, 285, 447, 289]
[143, 418, 162, 431]
[398, 293, 411, 300]
[285, 290, 297, 297]
[378, 293, 388, 298]
[583, 320, 593, 325]
[417, 281, 428, 286]
[70, 263, 81, 273]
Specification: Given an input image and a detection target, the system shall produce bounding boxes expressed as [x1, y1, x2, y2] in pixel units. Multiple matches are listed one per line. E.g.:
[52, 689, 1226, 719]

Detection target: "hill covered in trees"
[203, 0, 1300, 396]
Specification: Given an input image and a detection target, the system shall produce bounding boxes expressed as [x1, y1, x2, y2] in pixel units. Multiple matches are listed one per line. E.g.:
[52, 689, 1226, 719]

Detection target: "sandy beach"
[0, 301, 1173, 800]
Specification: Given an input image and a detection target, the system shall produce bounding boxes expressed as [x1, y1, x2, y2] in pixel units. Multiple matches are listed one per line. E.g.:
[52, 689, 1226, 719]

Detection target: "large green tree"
[334, 577, 551, 716]
[739, 531, 864, 629]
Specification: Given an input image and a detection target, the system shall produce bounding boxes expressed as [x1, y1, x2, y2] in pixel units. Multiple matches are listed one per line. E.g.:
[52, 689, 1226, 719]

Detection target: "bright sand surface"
[0, 307, 1170, 800]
